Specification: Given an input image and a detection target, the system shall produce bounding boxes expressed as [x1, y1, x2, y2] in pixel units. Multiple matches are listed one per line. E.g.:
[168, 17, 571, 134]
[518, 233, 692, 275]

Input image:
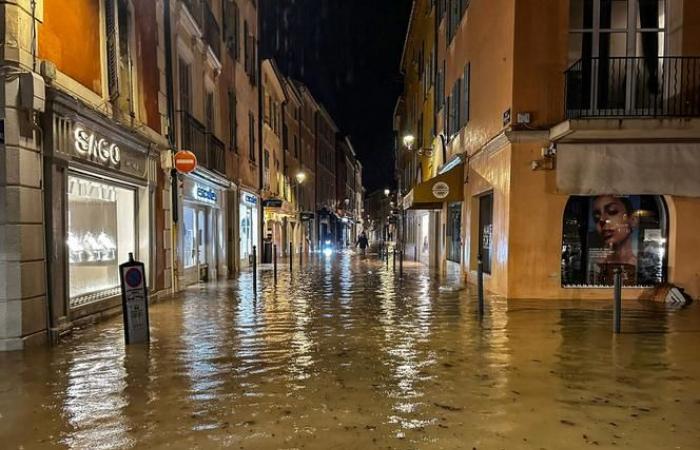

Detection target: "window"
[460, 62, 470, 128]
[228, 91, 237, 152]
[562, 195, 668, 287]
[67, 175, 136, 306]
[248, 112, 256, 162]
[205, 91, 215, 133]
[478, 192, 493, 274]
[263, 149, 270, 190]
[447, 0, 470, 43]
[568, 0, 667, 113]
[179, 59, 192, 113]
[223, 0, 240, 60]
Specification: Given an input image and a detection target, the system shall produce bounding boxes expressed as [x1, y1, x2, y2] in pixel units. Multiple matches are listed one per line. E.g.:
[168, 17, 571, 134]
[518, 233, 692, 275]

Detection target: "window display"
[561, 195, 667, 287]
[68, 175, 136, 305]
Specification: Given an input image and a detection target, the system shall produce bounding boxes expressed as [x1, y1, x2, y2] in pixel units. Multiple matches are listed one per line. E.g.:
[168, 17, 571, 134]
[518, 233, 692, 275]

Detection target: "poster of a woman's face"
[591, 195, 639, 265]
[561, 195, 667, 288]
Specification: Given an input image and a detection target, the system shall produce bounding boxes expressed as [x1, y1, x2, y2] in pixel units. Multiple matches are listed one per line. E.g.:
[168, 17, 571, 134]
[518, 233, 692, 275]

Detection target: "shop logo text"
[74, 126, 121, 167]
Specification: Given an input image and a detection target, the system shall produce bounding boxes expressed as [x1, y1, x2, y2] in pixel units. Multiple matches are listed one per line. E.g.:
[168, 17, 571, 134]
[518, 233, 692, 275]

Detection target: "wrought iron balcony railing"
[565, 56, 700, 119]
[207, 133, 226, 175]
[180, 111, 226, 175]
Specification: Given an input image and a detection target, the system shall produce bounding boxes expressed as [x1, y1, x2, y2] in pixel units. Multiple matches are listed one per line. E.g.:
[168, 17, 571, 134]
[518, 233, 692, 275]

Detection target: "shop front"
[239, 191, 260, 267]
[263, 197, 295, 259]
[402, 162, 464, 269]
[44, 91, 158, 325]
[179, 174, 228, 285]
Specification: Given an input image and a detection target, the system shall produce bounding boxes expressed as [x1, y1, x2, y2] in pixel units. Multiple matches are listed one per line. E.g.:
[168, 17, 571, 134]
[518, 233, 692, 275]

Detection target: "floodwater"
[1, 254, 700, 450]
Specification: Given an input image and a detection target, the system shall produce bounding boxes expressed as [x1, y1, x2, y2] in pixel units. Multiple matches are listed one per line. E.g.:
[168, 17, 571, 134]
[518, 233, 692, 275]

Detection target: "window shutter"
[105, 0, 120, 100]
[463, 62, 470, 126]
[229, 91, 237, 152]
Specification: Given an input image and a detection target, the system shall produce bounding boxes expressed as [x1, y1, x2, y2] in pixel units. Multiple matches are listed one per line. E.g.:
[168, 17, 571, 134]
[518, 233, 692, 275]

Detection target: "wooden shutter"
[105, 0, 120, 100]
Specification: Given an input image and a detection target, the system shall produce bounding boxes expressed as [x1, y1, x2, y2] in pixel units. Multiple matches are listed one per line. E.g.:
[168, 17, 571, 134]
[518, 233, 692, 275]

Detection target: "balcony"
[180, 112, 226, 175]
[181, 0, 221, 61]
[565, 57, 700, 119]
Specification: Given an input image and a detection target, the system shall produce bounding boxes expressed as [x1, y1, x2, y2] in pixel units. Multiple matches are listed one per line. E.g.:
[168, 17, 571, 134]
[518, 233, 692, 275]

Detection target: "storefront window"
[67, 175, 136, 305]
[478, 193, 493, 274]
[183, 207, 196, 269]
[562, 195, 667, 287]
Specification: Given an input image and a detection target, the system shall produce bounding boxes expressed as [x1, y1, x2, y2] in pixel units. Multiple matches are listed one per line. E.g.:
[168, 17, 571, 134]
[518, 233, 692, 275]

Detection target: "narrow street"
[1, 253, 699, 449]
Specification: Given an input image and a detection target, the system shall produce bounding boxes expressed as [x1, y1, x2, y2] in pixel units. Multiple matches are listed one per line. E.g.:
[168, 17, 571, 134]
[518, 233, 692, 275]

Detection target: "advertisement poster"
[562, 195, 666, 287]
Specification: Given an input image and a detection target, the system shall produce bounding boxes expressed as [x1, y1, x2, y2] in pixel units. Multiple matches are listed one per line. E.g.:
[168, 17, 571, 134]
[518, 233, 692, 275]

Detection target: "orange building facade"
[397, 0, 700, 300]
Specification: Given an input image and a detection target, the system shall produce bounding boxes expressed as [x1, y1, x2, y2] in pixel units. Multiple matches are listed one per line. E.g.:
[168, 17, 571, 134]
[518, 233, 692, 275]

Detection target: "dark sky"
[261, 0, 413, 193]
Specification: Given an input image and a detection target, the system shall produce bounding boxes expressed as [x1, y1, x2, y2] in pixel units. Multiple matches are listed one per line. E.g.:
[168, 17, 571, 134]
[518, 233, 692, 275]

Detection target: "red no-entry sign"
[174, 150, 197, 174]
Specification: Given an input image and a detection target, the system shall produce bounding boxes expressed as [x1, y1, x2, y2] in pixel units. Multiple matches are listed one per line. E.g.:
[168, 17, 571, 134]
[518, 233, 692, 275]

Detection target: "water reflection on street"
[1, 253, 700, 449]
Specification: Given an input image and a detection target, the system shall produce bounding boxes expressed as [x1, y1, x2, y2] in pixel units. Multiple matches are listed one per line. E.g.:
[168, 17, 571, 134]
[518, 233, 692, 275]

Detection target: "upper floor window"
[569, 0, 666, 65]
[178, 59, 192, 113]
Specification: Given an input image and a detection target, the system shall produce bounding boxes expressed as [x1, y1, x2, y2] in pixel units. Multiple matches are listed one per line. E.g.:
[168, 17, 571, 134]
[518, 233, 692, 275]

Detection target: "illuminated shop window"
[561, 195, 668, 287]
[67, 175, 136, 307]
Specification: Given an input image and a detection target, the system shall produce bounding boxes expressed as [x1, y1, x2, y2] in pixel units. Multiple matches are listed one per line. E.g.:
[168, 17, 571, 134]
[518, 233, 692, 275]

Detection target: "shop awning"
[557, 143, 700, 196]
[403, 162, 464, 210]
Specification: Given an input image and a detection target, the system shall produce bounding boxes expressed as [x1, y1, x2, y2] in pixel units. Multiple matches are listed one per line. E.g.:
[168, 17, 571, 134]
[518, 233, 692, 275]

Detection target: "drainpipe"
[257, 2, 264, 253]
[164, 0, 178, 294]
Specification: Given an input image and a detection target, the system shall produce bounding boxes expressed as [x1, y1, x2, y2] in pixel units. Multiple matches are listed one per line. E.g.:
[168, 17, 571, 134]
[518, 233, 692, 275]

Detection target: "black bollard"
[399, 250, 404, 278]
[299, 243, 303, 268]
[289, 241, 293, 272]
[477, 255, 484, 316]
[273, 244, 277, 284]
[252, 245, 257, 293]
[392, 248, 396, 270]
[613, 267, 622, 334]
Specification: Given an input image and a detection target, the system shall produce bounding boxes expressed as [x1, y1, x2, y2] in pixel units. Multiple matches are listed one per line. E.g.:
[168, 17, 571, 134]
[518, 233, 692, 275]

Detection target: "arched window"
[561, 195, 668, 287]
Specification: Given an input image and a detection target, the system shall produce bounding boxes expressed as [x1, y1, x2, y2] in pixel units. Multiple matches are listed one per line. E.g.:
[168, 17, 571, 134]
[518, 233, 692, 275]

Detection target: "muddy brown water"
[1, 254, 699, 449]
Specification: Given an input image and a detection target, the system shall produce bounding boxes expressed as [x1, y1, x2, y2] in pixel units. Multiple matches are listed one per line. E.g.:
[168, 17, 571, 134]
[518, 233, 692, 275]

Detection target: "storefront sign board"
[119, 253, 150, 344]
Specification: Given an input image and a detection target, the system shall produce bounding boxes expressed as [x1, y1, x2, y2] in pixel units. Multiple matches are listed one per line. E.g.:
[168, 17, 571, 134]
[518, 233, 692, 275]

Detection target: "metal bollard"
[289, 242, 293, 272]
[613, 268, 622, 334]
[477, 255, 484, 316]
[399, 250, 404, 278]
[392, 248, 396, 270]
[299, 243, 303, 268]
[252, 245, 257, 293]
[273, 244, 277, 284]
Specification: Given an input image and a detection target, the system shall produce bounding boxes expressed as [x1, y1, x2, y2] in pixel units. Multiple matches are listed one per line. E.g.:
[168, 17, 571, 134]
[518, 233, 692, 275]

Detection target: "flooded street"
[1, 253, 700, 449]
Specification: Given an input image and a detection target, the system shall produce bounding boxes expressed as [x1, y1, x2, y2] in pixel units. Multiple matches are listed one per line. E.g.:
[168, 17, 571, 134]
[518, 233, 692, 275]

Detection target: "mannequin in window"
[592, 195, 638, 285]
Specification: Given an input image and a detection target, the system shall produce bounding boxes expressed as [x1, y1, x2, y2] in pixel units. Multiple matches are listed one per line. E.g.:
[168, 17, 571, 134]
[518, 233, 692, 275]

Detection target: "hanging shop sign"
[300, 212, 315, 221]
[74, 125, 122, 167]
[194, 183, 218, 204]
[119, 253, 150, 345]
[263, 198, 284, 208]
[432, 181, 450, 199]
[174, 150, 198, 174]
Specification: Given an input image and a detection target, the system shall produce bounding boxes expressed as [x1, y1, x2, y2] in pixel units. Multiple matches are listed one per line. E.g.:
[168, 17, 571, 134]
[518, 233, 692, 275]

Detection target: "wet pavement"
[1, 253, 700, 449]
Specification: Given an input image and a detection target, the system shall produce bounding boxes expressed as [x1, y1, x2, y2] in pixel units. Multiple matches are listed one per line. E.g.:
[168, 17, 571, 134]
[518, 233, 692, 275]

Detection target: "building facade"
[397, 0, 700, 300]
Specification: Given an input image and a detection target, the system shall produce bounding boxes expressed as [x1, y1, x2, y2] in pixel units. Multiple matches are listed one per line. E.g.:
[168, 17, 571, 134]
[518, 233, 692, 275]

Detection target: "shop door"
[478, 193, 494, 274]
[197, 209, 208, 281]
[447, 202, 462, 263]
[240, 204, 252, 264]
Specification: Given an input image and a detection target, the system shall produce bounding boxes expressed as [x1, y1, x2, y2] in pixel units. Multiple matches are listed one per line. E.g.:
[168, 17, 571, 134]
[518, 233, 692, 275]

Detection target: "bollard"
[299, 243, 303, 268]
[252, 245, 257, 293]
[392, 248, 396, 270]
[399, 250, 404, 278]
[273, 244, 277, 284]
[289, 242, 293, 272]
[477, 255, 484, 316]
[613, 267, 622, 334]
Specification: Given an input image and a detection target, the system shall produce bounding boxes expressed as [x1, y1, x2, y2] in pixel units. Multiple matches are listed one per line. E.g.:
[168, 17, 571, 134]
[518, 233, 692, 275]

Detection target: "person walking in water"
[356, 232, 369, 256]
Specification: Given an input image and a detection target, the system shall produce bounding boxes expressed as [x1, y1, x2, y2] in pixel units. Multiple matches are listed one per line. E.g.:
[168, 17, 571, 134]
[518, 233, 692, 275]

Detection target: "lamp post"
[295, 171, 306, 255]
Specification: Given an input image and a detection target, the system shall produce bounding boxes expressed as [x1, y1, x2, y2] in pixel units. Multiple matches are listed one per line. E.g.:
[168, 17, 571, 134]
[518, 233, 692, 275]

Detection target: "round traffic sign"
[174, 150, 197, 174]
[125, 267, 143, 288]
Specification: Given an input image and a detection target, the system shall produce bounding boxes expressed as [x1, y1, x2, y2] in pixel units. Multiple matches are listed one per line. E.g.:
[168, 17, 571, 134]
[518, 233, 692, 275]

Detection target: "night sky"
[261, 0, 413, 193]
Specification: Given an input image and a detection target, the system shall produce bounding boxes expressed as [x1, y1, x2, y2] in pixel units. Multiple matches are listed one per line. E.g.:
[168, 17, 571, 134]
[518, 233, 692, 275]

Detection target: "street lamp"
[384, 188, 391, 197]
[402, 134, 415, 151]
[295, 171, 307, 184]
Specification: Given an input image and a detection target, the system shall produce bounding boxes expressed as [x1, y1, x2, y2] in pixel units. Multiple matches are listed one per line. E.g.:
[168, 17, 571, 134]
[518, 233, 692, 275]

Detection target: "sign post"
[119, 252, 150, 344]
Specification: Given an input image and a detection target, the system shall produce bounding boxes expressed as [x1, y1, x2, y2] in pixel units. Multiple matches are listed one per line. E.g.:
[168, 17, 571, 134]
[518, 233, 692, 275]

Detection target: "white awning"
[556, 143, 700, 196]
